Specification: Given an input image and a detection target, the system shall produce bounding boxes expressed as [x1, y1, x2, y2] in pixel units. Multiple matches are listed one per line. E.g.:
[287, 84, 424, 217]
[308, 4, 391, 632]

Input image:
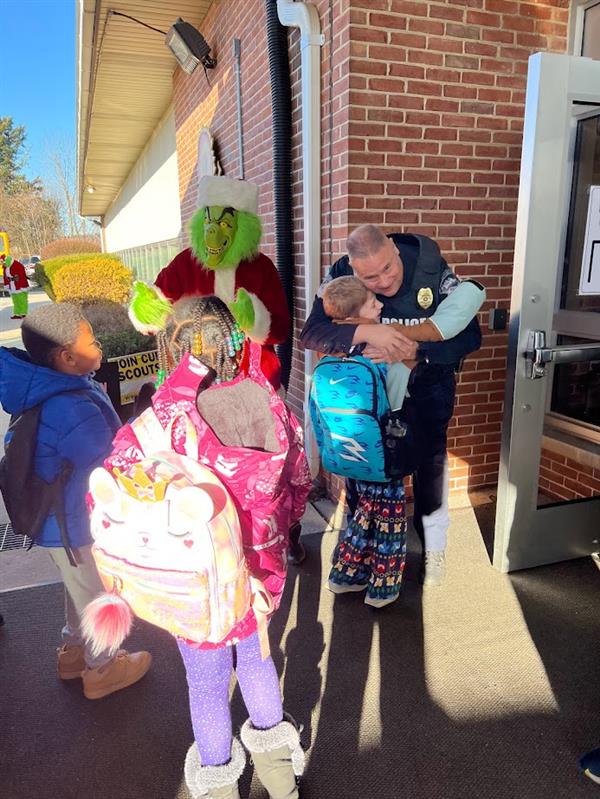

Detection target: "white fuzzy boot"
[240, 713, 304, 799]
[184, 738, 246, 799]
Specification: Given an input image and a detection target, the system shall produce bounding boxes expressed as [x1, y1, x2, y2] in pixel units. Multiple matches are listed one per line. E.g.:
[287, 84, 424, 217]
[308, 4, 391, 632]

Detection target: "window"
[573, 1, 600, 60]
[561, 114, 600, 314]
[549, 106, 600, 442]
[582, 2, 600, 59]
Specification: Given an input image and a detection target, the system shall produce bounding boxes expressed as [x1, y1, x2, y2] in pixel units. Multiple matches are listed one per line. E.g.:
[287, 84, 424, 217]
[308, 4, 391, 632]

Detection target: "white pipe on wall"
[276, 0, 324, 477]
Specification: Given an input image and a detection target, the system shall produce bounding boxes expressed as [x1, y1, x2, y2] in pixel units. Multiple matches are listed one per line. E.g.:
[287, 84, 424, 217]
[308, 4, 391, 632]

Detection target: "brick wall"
[345, 0, 569, 495]
[171, 0, 573, 499]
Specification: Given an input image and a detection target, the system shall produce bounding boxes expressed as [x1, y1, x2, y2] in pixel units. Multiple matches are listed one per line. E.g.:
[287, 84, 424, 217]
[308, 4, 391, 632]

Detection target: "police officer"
[300, 224, 483, 586]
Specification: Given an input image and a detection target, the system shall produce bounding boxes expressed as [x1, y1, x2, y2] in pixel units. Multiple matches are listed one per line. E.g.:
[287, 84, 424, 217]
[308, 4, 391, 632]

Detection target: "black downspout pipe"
[265, 0, 294, 391]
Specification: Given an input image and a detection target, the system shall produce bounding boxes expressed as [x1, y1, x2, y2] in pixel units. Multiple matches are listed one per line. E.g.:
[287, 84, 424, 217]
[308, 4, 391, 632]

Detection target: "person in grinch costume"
[2, 255, 29, 319]
[129, 175, 306, 564]
[129, 175, 290, 390]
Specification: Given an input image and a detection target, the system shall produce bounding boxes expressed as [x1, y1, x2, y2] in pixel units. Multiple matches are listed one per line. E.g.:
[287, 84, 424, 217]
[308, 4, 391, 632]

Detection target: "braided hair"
[157, 295, 245, 384]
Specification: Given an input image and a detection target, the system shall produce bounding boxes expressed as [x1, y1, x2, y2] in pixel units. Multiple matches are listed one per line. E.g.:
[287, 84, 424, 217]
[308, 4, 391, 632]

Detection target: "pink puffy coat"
[104, 345, 311, 648]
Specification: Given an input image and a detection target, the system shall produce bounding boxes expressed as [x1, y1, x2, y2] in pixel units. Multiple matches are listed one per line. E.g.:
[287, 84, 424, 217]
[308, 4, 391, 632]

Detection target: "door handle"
[525, 330, 600, 379]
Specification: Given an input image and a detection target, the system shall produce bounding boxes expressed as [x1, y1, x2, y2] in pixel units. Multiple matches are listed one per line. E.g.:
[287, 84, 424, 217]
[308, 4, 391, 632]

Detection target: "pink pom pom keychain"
[81, 593, 134, 658]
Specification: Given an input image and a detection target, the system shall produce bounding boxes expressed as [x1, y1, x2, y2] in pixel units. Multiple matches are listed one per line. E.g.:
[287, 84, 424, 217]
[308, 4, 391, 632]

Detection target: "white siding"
[103, 109, 182, 252]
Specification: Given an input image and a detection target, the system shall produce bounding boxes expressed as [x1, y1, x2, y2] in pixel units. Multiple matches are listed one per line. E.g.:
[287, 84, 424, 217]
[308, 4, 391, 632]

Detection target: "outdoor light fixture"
[86, 185, 95, 194]
[165, 18, 217, 75]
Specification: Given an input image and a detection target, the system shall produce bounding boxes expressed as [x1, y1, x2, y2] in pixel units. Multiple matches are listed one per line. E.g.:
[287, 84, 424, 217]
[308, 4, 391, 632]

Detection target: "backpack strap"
[249, 575, 275, 659]
[37, 394, 79, 564]
[130, 408, 168, 455]
[131, 407, 198, 460]
[52, 463, 76, 565]
[165, 412, 199, 460]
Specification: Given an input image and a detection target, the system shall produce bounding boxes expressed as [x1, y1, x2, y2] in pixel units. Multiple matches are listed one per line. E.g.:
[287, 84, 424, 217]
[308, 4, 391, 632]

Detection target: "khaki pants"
[47, 545, 113, 669]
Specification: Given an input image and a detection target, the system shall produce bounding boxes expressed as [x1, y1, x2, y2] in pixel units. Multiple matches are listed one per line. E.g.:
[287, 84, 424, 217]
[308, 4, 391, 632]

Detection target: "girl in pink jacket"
[88, 296, 311, 799]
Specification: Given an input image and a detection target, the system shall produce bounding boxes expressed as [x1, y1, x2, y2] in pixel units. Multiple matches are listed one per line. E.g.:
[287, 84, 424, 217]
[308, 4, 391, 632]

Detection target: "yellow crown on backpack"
[113, 463, 169, 503]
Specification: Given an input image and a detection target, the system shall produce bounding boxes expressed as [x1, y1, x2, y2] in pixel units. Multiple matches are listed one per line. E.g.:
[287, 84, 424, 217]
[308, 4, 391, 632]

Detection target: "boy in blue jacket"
[0, 303, 151, 699]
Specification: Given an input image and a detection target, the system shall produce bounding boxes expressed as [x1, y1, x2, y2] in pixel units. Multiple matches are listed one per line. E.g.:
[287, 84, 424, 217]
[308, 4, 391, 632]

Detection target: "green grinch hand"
[229, 287, 255, 332]
[129, 281, 172, 333]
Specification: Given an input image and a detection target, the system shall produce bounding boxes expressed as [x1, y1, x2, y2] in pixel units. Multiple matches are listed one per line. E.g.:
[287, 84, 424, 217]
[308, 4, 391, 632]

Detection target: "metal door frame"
[493, 52, 600, 573]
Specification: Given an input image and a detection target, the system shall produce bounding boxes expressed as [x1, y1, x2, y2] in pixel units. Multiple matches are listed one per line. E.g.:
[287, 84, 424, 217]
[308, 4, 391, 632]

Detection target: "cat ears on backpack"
[89, 467, 227, 526]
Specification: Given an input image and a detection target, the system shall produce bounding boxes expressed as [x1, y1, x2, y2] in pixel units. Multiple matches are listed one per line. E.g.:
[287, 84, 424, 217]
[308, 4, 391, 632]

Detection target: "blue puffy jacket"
[0, 347, 121, 549]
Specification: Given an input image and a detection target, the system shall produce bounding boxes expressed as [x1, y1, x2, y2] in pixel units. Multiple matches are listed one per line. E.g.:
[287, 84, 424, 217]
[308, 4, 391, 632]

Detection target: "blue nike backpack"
[309, 355, 391, 483]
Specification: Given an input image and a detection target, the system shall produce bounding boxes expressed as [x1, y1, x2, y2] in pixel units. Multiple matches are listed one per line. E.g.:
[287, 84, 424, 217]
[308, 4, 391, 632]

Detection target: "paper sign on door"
[579, 185, 600, 296]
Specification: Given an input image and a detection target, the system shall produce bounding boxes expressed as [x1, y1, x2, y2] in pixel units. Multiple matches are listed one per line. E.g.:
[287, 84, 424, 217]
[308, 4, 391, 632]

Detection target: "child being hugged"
[319, 275, 484, 607]
[322, 274, 485, 411]
[0, 303, 151, 699]
[84, 296, 311, 799]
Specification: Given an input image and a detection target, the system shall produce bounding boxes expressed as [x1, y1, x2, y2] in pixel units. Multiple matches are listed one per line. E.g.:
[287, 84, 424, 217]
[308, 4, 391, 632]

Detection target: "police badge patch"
[417, 287, 434, 309]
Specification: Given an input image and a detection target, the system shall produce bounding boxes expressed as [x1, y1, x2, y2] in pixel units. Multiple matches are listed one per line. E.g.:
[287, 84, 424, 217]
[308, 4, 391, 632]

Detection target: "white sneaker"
[364, 593, 399, 609]
[423, 551, 446, 587]
[328, 580, 367, 594]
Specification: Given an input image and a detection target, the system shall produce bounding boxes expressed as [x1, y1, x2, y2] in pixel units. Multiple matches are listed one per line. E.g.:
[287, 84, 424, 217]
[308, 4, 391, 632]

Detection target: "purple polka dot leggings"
[177, 631, 283, 766]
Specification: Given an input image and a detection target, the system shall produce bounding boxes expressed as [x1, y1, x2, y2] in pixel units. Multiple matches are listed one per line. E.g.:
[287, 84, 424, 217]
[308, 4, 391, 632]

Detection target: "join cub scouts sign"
[108, 350, 159, 405]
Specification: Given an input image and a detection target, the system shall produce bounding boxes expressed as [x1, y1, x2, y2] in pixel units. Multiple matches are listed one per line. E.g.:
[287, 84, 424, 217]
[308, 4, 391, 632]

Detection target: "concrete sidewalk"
[1, 499, 598, 798]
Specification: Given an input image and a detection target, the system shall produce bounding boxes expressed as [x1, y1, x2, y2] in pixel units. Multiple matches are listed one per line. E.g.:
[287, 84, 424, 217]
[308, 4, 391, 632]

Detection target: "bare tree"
[0, 186, 61, 256]
[44, 135, 100, 238]
[0, 120, 85, 257]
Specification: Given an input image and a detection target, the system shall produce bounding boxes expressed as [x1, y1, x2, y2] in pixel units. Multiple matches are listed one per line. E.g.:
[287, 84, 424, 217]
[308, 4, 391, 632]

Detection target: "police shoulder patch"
[439, 268, 461, 296]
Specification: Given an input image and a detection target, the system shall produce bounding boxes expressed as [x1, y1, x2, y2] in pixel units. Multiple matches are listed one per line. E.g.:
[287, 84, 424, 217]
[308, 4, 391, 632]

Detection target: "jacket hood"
[0, 347, 94, 416]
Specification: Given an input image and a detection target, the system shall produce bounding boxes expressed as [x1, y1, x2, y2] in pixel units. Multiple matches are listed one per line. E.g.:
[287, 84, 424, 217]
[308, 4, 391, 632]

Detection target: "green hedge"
[80, 300, 156, 359]
[38, 252, 124, 300]
[97, 329, 156, 359]
[33, 262, 50, 297]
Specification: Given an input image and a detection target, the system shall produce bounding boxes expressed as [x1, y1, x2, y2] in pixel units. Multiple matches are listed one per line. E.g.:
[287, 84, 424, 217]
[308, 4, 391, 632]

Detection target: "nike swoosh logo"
[329, 378, 347, 385]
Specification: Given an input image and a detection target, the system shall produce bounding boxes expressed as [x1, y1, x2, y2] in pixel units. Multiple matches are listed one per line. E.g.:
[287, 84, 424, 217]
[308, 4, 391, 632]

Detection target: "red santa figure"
[1, 255, 29, 319]
[129, 176, 289, 389]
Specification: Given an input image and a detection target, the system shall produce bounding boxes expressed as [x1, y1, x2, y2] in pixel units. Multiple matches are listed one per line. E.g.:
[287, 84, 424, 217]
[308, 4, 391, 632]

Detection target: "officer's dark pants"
[347, 363, 456, 554]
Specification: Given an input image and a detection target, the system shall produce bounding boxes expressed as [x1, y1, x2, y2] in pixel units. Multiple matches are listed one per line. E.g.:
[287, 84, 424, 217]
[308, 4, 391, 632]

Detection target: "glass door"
[494, 53, 600, 573]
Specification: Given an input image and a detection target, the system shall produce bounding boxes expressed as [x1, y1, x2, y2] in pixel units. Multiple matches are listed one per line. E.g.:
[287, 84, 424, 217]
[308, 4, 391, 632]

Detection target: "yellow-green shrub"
[53, 257, 133, 304]
[44, 252, 122, 283]
[40, 252, 124, 300]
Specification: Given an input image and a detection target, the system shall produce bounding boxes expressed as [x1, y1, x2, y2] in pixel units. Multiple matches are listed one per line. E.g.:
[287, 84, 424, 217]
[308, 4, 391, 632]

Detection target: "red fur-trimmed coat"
[154, 248, 289, 389]
[2, 258, 29, 294]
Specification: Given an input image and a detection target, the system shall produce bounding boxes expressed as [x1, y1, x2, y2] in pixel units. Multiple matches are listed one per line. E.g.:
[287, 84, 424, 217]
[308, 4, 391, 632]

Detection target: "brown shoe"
[82, 650, 152, 700]
[57, 644, 86, 680]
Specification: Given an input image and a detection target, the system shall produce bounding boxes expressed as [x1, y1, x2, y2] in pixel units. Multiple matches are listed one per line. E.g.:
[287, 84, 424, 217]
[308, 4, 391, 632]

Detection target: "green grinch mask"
[190, 206, 262, 270]
[203, 206, 238, 268]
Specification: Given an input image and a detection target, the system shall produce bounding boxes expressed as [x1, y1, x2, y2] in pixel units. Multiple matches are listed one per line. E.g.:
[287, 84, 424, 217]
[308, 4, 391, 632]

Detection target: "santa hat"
[197, 175, 259, 215]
